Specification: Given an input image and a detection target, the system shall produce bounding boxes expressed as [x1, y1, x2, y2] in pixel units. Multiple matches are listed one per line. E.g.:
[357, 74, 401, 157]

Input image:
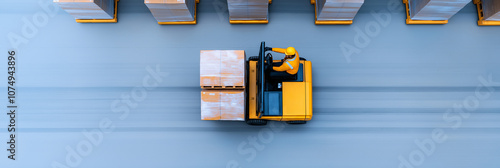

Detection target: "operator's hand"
[265, 47, 273, 51]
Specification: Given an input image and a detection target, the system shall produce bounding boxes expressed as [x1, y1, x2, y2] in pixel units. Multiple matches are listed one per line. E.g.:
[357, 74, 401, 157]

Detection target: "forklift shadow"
[209, 120, 313, 133]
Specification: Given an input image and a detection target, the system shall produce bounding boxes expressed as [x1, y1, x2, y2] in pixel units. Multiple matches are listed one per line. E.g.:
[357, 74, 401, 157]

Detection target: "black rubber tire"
[286, 121, 307, 124]
[299, 57, 307, 61]
[246, 119, 268, 126]
[248, 56, 259, 61]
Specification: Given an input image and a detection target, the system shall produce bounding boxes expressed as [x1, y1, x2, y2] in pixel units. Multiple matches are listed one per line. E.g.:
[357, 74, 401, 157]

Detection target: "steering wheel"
[265, 53, 273, 68]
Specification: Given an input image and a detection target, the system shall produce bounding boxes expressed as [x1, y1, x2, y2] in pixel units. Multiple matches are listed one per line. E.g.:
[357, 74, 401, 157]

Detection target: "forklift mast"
[257, 41, 266, 117]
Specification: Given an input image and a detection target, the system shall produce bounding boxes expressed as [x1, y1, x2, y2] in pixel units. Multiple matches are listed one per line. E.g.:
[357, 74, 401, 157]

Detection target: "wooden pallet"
[474, 0, 500, 26]
[201, 86, 245, 90]
[76, 0, 119, 23]
[403, 0, 448, 25]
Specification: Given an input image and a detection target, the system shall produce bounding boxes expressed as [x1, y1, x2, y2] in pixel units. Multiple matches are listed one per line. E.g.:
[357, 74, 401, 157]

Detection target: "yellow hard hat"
[285, 47, 296, 56]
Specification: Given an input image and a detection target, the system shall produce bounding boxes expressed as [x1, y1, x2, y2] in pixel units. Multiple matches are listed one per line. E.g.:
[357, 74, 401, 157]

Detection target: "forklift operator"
[265, 47, 300, 75]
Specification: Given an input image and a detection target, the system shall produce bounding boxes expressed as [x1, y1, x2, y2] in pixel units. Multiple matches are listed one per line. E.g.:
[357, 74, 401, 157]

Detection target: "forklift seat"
[269, 71, 297, 80]
[268, 62, 304, 82]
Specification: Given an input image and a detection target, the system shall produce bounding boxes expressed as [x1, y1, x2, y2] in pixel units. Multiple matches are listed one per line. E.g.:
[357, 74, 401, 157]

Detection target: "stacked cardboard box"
[200, 50, 246, 121]
[409, 0, 470, 20]
[201, 90, 245, 121]
[200, 50, 245, 88]
[316, 0, 364, 21]
[145, 0, 196, 22]
[482, 0, 500, 21]
[227, 0, 269, 21]
[54, 0, 115, 19]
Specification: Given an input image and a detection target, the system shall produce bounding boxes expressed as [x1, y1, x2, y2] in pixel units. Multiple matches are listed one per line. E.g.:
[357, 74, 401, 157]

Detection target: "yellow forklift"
[245, 42, 313, 125]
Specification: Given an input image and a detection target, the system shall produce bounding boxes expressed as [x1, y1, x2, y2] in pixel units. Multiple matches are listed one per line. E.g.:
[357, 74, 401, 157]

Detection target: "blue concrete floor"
[0, 0, 500, 167]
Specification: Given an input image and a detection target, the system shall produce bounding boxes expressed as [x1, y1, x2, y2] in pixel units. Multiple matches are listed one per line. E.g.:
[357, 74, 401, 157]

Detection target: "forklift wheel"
[286, 121, 307, 124]
[299, 57, 307, 61]
[248, 56, 259, 61]
[246, 119, 268, 126]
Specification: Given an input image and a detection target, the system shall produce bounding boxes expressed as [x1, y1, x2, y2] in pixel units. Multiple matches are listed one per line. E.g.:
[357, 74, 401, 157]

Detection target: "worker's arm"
[271, 48, 286, 54]
[273, 61, 292, 72]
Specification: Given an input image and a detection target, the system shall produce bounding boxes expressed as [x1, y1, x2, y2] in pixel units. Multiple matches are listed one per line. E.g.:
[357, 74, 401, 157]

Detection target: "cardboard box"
[201, 90, 245, 121]
[201, 90, 221, 120]
[316, 0, 364, 21]
[145, 0, 196, 22]
[409, 0, 470, 20]
[483, 0, 500, 21]
[54, 0, 114, 19]
[200, 50, 245, 88]
[228, 0, 269, 21]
